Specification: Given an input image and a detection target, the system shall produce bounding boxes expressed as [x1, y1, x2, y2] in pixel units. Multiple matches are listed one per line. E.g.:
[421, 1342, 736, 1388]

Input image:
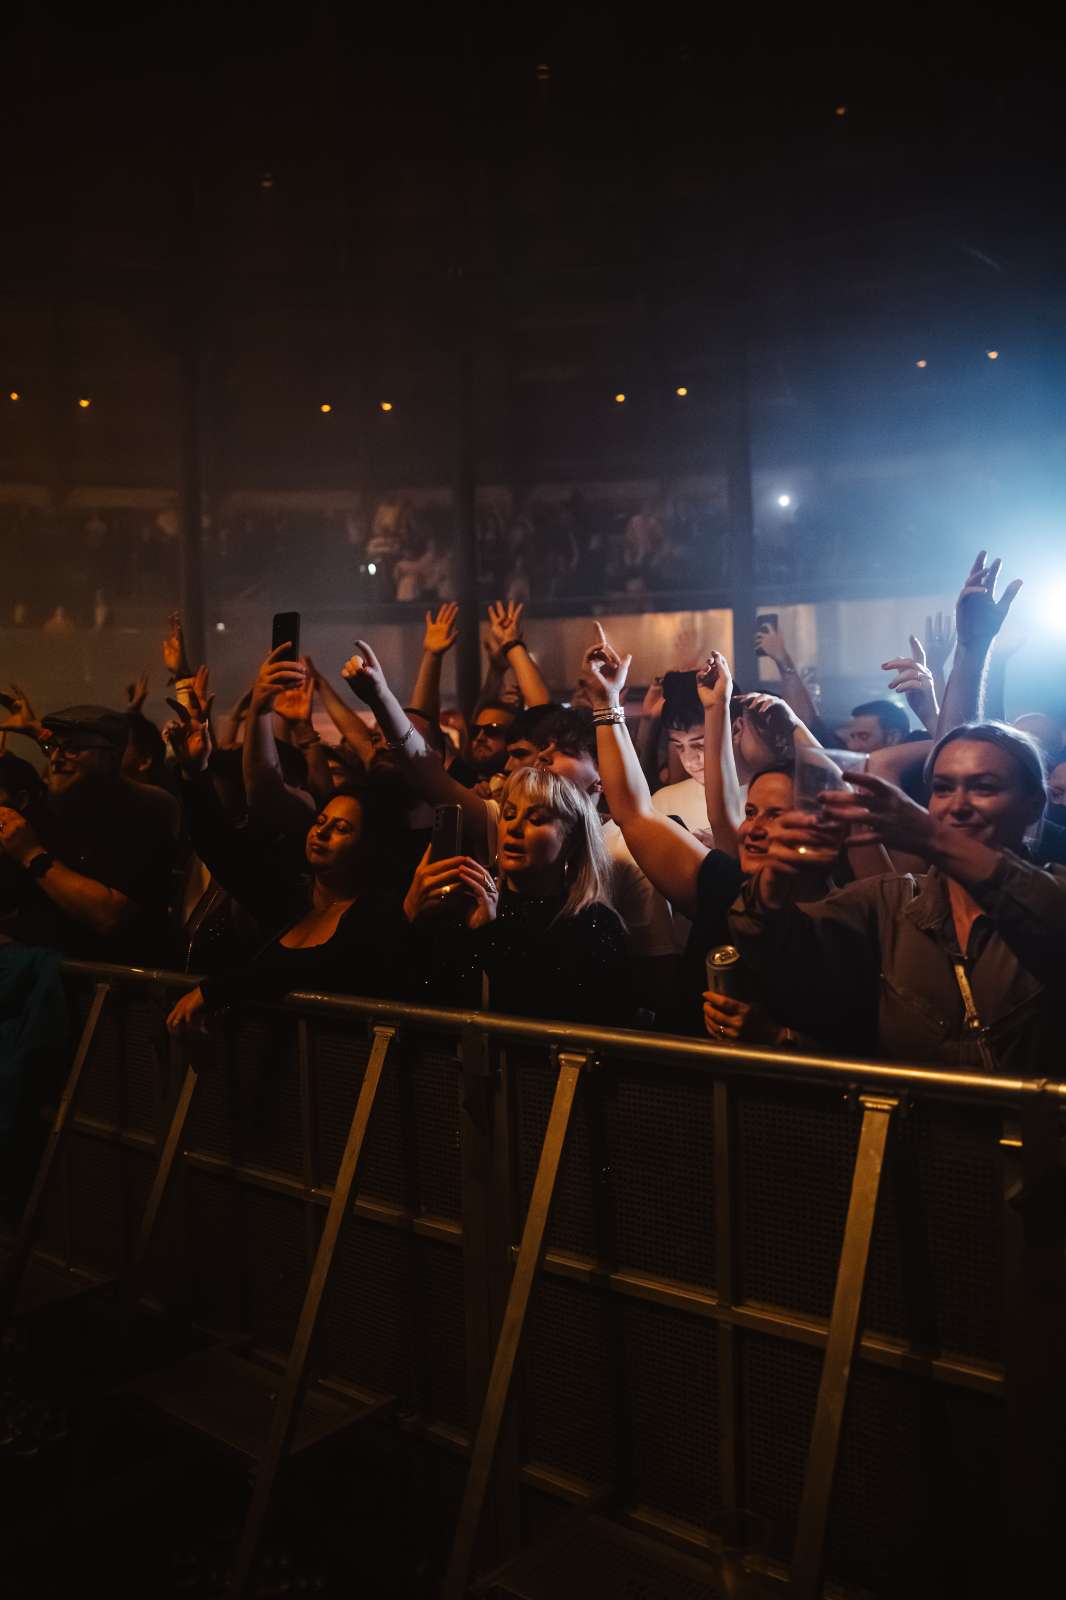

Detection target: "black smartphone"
[429, 804, 463, 863]
[271, 611, 301, 661]
[754, 613, 779, 657]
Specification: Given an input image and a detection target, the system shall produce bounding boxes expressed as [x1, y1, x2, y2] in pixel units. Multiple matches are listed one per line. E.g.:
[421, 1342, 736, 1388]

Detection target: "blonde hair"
[498, 765, 616, 922]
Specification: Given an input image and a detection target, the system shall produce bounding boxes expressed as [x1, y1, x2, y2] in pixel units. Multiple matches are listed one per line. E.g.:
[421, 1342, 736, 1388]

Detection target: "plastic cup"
[794, 745, 868, 812]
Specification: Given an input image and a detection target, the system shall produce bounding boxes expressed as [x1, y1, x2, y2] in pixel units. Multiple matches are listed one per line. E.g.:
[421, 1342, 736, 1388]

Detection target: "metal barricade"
[12, 960, 1064, 1599]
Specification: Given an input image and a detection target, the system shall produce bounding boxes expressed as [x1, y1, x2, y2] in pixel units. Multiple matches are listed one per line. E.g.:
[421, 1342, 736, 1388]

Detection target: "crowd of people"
[1, 551, 1065, 1090]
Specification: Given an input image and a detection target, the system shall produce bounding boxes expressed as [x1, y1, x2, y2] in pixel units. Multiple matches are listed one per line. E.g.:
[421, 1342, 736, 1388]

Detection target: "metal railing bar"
[59, 962, 1066, 1105]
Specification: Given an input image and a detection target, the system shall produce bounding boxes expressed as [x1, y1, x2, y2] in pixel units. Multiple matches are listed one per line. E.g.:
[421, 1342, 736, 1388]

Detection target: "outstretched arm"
[486, 601, 551, 708]
[578, 625, 706, 919]
[936, 550, 1022, 738]
[307, 658, 376, 771]
[343, 641, 491, 860]
[409, 603, 459, 725]
[243, 646, 316, 829]
[698, 652, 743, 857]
[754, 619, 836, 747]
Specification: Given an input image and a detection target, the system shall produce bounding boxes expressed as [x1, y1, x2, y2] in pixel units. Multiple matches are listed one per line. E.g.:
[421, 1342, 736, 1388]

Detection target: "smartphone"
[429, 804, 463, 863]
[271, 611, 301, 662]
[754, 613, 779, 657]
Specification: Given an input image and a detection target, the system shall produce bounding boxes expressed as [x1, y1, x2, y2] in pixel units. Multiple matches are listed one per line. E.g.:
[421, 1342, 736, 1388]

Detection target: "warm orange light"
[987, 349, 999, 360]
[8, 391, 19, 401]
[675, 385, 688, 396]
[835, 105, 847, 117]
[916, 359, 927, 369]
[614, 392, 626, 404]
[260, 173, 274, 190]
[319, 402, 332, 414]
[78, 397, 91, 409]
[380, 401, 393, 412]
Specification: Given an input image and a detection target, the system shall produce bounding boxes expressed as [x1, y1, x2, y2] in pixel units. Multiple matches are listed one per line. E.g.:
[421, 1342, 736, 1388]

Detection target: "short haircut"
[538, 704, 597, 760]
[925, 721, 1047, 802]
[506, 703, 565, 748]
[851, 700, 910, 740]
[475, 702, 515, 725]
[661, 670, 703, 733]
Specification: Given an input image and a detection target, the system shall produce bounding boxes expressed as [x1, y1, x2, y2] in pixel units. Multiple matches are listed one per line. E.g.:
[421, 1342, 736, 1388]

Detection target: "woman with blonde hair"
[404, 764, 630, 1023]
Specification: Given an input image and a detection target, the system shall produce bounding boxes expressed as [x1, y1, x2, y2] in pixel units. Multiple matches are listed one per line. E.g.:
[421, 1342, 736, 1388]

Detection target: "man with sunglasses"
[0, 706, 175, 962]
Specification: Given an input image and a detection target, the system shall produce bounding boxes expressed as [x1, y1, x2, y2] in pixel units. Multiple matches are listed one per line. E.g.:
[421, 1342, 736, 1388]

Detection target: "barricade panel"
[621, 1297, 720, 1527]
[411, 1038, 462, 1221]
[521, 1275, 618, 1489]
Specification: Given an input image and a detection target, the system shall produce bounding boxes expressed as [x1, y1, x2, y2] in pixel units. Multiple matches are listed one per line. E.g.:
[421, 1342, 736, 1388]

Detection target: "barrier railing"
[6, 960, 1064, 1598]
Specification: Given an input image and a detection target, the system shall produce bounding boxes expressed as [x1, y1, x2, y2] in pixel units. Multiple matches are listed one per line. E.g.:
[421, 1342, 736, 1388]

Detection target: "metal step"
[123, 1346, 389, 1462]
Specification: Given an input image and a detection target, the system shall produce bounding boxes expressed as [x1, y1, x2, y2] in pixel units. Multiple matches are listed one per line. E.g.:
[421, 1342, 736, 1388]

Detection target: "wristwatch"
[25, 851, 55, 880]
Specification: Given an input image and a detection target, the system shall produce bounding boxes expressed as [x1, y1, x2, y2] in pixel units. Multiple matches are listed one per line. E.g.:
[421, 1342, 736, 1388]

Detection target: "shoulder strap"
[952, 959, 999, 1074]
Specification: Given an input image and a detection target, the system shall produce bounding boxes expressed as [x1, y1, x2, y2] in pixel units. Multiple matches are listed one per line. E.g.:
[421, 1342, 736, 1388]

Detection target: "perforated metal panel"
[312, 1024, 370, 1187]
[243, 1186, 308, 1354]
[185, 1169, 243, 1331]
[608, 1065, 717, 1289]
[514, 1052, 597, 1258]
[521, 1276, 618, 1487]
[231, 1014, 304, 1179]
[420, 1237, 468, 1430]
[741, 1332, 819, 1560]
[623, 1299, 721, 1528]
[411, 1040, 462, 1220]
[320, 1215, 411, 1400]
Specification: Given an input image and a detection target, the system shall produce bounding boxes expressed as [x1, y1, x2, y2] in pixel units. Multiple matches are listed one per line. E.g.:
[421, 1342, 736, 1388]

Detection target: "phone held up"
[271, 611, 301, 662]
[429, 804, 463, 863]
[754, 613, 778, 658]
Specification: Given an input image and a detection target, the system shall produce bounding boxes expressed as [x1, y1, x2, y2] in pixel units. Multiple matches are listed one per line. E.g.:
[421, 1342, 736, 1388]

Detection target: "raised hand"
[403, 845, 499, 930]
[423, 602, 459, 656]
[341, 639, 388, 703]
[923, 611, 955, 682]
[640, 677, 666, 721]
[162, 611, 192, 679]
[487, 599, 525, 652]
[577, 622, 632, 709]
[672, 617, 702, 670]
[163, 677, 215, 775]
[954, 550, 1023, 651]
[273, 655, 316, 724]
[817, 770, 935, 854]
[0, 682, 45, 740]
[126, 672, 150, 713]
[753, 619, 790, 667]
[702, 989, 785, 1046]
[251, 644, 307, 714]
[882, 637, 939, 733]
[696, 651, 733, 711]
[0, 803, 43, 866]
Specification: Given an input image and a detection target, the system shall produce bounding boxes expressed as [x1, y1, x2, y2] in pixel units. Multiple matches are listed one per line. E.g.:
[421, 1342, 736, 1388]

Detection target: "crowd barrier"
[3, 960, 1065, 1598]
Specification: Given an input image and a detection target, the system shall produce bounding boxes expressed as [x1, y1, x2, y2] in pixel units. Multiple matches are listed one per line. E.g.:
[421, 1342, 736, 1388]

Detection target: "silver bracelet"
[383, 723, 417, 751]
[592, 707, 625, 726]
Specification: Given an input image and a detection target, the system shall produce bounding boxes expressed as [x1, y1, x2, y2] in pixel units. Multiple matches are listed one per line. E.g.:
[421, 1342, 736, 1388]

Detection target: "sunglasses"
[474, 723, 511, 737]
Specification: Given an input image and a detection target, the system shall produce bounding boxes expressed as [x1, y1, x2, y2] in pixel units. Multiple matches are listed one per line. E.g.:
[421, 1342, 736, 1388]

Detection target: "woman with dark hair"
[730, 721, 1066, 1071]
[167, 783, 407, 1031]
[403, 765, 629, 1024]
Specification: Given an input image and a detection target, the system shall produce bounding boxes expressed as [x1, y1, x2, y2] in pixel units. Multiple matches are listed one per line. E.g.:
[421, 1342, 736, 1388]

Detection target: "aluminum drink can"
[705, 944, 743, 999]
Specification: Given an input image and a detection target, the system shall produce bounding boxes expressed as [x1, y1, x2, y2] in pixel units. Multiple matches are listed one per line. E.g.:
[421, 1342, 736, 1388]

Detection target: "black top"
[199, 890, 409, 1010]
[17, 779, 177, 963]
[675, 850, 746, 1033]
[478, 891, 630, 1026]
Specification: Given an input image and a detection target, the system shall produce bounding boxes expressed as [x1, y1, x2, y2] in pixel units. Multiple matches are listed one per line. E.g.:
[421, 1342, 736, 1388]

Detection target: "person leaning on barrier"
[166, 780, 410, 1035]
[729, 722, 1066, 1071]
[402, 764, 630, 1025]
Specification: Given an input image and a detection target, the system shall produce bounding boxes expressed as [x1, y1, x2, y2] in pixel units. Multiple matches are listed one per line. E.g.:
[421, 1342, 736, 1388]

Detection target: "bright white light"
[367, 562, 377, 576]
[1037, 582, 1066, 633]
[215, 621, 226, 633]
[776, 493, 792, 509]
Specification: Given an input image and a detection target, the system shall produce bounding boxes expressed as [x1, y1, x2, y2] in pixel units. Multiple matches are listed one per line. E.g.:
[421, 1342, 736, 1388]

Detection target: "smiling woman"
[730, 721, 1066, 1072]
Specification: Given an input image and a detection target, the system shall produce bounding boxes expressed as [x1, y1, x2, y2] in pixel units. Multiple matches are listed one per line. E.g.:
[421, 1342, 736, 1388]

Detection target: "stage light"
[260, 172, 274, 190]
[676, 386, 688, 396]
[987, 349, 999, 360]
[78, 397, 91, 408]
[1036, 583, 1066, 633]
[367, 562, 377, 576]
[916, 359, 928, 369]
[215, 621, 226, 633]
[319, 403, 332, 414]
[9, 391, 19, 401]
[380, 401, 393, 412]
[776, 493, 792, 508]
[614, 392, 626, 404]
[835, 105, 847, 117]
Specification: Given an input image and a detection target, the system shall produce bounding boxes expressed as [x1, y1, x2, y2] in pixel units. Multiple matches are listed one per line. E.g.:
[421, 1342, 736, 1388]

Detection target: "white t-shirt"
[601, 819, 682, 958]
[650, 777, 710, 835]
